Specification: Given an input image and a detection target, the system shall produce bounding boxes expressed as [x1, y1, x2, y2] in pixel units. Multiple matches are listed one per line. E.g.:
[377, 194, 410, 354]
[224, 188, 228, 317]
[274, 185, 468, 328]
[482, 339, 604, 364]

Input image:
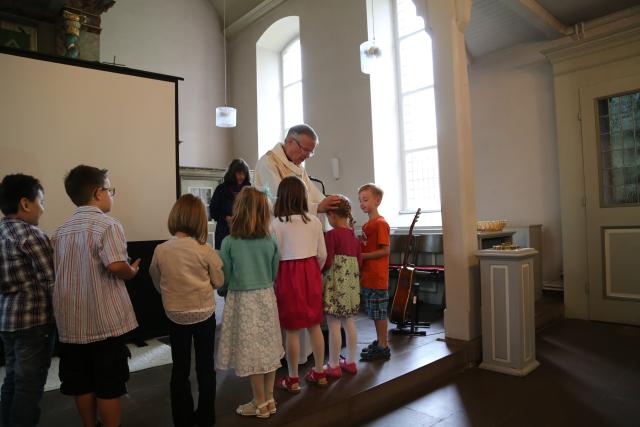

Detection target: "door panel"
[580, 76, 640, 325]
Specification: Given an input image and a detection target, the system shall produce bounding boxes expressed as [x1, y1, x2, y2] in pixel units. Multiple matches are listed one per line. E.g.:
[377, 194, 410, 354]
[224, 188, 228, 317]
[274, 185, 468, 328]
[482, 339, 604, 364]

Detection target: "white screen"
[0, 52, 177, 241]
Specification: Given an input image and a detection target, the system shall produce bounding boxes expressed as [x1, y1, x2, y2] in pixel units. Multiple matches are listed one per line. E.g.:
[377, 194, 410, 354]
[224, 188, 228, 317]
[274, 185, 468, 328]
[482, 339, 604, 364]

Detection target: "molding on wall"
[226, 0, 288, 38]
[542, 11, 640, 70]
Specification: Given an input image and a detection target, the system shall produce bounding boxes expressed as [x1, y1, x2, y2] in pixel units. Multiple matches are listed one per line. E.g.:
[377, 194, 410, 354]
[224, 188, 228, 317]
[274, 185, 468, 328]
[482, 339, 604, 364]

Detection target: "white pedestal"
[477, 248, 540, 376]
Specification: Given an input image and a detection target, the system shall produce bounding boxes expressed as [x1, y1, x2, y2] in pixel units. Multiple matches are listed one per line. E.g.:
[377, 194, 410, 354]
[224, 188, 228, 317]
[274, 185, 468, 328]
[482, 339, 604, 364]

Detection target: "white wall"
[469, 43, 563, 284]
[228, 0, 375, 225]
[100, 0, 231, 169]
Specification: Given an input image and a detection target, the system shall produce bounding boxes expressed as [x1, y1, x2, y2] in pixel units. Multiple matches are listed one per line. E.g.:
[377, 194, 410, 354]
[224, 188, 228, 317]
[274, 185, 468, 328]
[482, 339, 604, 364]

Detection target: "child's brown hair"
[358, 183, 384, 199]
[331, 194, 356, 228]
[274, 176, 310, 223]
[230, 186, 271, 238]
[168, 194, 208, 244]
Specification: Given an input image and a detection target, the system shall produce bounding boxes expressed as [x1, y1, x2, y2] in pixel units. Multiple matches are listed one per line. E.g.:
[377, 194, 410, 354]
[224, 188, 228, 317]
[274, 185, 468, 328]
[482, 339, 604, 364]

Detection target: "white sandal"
[256, 401, 270, 419]
[236, 400, 270, 418]
[267, 398, 277, 414]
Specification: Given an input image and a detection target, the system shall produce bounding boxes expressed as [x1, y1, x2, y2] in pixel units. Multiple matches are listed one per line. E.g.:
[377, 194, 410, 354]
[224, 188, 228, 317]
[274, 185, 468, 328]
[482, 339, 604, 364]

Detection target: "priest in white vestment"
[255, 124, 340, 365]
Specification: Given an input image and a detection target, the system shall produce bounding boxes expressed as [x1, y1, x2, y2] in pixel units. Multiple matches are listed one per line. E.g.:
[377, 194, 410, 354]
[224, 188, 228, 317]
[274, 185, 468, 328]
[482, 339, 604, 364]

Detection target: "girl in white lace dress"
[215, 187, 284, 419]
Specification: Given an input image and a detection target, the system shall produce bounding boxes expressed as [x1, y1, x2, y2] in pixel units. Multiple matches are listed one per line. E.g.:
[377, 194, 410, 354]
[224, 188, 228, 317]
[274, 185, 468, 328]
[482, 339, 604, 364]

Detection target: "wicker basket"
[477, 220, 507, 232]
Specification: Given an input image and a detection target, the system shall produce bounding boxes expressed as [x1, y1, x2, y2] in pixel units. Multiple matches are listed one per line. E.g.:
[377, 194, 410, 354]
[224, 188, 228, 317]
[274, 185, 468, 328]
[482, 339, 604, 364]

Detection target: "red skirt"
[275, 257, 324, 330]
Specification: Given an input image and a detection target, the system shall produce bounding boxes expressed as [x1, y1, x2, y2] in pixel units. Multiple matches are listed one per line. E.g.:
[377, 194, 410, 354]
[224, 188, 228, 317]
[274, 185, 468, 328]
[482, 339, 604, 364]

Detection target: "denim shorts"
[361, 288, 389, 320]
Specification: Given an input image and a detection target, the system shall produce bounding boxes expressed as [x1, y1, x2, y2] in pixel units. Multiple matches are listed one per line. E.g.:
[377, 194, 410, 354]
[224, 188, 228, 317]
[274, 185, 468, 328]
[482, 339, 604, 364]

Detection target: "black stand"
[391, 282, 430, 336]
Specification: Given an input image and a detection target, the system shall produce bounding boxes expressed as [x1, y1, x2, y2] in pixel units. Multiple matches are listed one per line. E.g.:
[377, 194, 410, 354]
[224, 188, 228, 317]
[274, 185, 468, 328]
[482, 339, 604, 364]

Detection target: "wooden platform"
[216, 316, 467, 427]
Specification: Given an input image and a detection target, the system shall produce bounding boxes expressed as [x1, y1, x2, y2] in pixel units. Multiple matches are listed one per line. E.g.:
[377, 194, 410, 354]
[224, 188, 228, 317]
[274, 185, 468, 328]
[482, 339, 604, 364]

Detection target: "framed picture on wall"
[179, 167, 226, 247]
[188, 186, 214, 209]
[0, 21, 37, 51]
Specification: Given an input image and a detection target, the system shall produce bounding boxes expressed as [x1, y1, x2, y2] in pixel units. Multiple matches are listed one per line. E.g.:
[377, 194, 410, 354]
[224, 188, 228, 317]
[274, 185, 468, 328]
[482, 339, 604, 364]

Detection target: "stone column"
[414, 0, 480, 341]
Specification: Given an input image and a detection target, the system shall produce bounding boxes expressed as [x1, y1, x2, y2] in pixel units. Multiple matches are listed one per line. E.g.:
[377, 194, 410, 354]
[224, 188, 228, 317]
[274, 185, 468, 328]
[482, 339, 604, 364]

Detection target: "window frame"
[280, 36, 304, 139]
[392, 0, 440, 214]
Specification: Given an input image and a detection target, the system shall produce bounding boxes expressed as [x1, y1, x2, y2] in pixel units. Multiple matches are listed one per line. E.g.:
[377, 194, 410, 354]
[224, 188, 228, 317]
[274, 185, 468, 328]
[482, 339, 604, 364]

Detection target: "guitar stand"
[391, 282, 430, 336]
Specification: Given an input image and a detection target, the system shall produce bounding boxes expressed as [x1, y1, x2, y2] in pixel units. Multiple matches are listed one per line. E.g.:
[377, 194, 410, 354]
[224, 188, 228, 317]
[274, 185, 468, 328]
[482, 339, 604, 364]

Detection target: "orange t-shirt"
[360, 216, 390, 289]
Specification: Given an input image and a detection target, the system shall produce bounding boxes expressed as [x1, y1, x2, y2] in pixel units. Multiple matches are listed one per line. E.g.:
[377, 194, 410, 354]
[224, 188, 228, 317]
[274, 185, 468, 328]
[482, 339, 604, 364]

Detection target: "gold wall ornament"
[62, 10, 87, 58]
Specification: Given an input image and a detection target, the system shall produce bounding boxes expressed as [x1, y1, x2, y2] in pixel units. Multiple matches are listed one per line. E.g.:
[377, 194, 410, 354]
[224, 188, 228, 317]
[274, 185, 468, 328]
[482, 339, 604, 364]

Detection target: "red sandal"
[277, 376, 301, 393]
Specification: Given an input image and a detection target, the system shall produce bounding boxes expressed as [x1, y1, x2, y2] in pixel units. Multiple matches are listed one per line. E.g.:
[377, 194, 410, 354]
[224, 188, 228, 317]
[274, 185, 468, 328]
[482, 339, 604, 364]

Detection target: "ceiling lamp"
[216, 0, 236, 127]
[360, 0, 382, 74]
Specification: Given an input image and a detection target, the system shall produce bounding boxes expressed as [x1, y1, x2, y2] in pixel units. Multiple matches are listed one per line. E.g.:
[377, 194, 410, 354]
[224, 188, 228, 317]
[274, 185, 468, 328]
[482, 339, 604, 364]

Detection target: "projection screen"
[0, 49, 179, 242]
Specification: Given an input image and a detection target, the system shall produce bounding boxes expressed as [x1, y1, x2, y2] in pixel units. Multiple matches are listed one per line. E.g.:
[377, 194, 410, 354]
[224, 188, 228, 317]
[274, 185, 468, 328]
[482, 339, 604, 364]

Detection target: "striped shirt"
[0, 218, 55, 331]
[52, 206, 138, 344]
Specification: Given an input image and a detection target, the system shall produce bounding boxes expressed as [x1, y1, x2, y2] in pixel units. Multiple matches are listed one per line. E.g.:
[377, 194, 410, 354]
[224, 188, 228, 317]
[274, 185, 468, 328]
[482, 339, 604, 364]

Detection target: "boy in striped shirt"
[0, 174, 56, 427]
[52, 165, 140, 427]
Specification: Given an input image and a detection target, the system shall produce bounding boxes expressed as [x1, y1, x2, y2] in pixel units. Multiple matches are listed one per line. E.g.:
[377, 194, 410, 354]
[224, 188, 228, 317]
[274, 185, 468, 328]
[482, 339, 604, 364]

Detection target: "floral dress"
[323, 227, 362, 317]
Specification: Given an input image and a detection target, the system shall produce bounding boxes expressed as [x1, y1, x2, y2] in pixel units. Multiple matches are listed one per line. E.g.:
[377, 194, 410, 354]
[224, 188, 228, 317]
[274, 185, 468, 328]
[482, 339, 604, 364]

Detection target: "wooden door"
[580, 76, 640, 325]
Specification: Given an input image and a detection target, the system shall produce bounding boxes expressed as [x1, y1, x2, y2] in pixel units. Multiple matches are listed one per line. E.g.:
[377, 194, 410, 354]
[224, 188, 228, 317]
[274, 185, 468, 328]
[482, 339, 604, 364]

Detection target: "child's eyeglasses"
[102, 187, 116, 196]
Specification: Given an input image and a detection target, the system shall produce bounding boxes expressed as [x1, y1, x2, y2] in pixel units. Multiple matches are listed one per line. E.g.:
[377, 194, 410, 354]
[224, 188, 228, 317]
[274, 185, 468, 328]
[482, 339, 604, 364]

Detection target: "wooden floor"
[39, 311, 460, 427]
[365, 319, 640, 427]
[35, 294, 640, 426]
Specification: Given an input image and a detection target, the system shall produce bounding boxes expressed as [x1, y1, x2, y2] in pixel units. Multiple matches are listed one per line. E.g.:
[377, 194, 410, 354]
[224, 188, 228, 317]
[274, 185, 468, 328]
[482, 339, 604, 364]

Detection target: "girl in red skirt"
[271, 176, 328, 392]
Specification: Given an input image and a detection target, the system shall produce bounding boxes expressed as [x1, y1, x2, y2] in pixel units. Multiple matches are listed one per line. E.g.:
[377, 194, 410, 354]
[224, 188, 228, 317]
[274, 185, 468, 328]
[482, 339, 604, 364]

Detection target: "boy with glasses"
[52, 165, 140, 427]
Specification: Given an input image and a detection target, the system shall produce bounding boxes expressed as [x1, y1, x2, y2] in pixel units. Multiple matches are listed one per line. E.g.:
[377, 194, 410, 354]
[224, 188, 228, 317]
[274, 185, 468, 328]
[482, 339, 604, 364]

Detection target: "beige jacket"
[254, 143, 325, 215]
[149, 237, 224, 313]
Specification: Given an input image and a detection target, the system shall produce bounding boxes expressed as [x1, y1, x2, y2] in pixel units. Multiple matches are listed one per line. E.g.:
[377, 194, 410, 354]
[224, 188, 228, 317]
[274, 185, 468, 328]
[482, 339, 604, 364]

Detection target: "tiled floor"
[365, 319, 640, 427]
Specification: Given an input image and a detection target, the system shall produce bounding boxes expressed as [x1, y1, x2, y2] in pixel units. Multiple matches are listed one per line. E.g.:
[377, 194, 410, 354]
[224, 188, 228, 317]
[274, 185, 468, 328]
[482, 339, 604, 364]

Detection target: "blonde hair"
[358, 183, 384, 199]
[168, 194, 208, 244]
[331, 194, 356, 228]
[230, 187, 271, 239]
[274, 176, 310, 223]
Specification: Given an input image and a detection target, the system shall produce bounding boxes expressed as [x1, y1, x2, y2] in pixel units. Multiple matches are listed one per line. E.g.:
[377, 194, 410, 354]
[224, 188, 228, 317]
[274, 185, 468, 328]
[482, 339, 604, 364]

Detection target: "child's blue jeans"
[0, 323, 55, 427]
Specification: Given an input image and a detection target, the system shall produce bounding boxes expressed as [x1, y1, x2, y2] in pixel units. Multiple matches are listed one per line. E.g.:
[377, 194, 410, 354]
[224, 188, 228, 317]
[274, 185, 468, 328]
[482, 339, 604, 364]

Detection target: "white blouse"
[270, 214, 327, 269]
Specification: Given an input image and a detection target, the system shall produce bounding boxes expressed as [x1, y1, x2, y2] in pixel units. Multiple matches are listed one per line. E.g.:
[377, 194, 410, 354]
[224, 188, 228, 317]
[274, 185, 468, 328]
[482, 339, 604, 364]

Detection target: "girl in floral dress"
[321, 196, 362, 377]
[215, 187, 283, 419]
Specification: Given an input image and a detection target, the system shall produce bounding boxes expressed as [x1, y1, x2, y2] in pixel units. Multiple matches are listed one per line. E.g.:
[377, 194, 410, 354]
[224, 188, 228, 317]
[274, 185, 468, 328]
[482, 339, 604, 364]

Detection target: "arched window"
[256, 17, 301, 157]
[281, 38, 304, 133]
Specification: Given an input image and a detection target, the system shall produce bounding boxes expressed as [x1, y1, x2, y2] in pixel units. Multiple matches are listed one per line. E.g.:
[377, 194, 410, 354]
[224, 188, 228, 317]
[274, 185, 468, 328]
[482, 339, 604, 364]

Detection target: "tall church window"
[394, 0, 439, 212]
[281, 38, 304, 135]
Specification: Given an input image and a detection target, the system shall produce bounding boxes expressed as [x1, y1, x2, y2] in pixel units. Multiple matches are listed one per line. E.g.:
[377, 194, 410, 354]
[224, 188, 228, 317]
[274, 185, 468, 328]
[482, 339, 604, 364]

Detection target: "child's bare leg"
[264, 371, 276, 401]
[74, 393, 97, 427]
[374, 319, 388, 348]
[342, 316, 358, 363]
[285, 330, 300, 377]
[96, 397, 121, 427]
[307, 324, 325, 372]
[326, 315, 342, 367]
[249, 374, 266, 405]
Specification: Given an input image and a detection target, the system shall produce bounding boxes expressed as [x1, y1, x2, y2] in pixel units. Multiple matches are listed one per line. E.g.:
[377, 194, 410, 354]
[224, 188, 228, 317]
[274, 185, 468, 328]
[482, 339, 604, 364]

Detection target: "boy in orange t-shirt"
[358, 183, 391, 361]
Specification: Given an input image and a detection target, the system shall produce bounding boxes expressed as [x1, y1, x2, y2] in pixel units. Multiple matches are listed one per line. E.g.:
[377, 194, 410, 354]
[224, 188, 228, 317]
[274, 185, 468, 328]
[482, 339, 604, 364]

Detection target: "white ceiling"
[537, 0, 640, 25]
[465, 0, 547, 58]
[465, 0, 640, 58]
[210, 0, 265, 26]
[210, 0, 640, 59]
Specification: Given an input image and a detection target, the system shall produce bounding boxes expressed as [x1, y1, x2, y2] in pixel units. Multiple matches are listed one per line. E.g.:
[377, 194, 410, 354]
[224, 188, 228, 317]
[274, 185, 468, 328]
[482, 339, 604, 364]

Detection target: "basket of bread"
[477, 220, 507, 232]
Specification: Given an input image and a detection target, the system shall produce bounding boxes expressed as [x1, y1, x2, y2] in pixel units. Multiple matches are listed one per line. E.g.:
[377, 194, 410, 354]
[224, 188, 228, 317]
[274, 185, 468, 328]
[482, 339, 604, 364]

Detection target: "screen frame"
[0, 45, 183, 203]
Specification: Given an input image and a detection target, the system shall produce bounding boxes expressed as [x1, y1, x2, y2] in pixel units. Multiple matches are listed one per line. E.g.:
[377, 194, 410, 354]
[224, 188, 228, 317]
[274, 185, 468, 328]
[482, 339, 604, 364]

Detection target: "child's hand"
[131, 258, 141, 276]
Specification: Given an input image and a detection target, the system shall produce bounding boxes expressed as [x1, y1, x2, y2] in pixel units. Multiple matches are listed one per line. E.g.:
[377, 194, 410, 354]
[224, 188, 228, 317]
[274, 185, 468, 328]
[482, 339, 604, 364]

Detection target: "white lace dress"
[215, 287, 284, 377]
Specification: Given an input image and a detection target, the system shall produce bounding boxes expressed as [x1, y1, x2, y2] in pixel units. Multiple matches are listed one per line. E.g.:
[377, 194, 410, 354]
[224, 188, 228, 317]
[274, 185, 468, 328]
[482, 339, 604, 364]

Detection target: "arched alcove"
[256, 16, 301, 157]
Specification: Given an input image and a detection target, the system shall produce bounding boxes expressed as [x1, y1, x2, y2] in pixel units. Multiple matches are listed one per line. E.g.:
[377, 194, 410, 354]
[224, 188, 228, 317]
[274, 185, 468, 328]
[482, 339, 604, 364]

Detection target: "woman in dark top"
[209, 159, 251, 249]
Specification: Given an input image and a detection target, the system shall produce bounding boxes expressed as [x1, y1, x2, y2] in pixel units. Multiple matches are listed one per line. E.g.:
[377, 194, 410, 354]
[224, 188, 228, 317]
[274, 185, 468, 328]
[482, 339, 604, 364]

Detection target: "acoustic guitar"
[389, 208, 421, 326]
